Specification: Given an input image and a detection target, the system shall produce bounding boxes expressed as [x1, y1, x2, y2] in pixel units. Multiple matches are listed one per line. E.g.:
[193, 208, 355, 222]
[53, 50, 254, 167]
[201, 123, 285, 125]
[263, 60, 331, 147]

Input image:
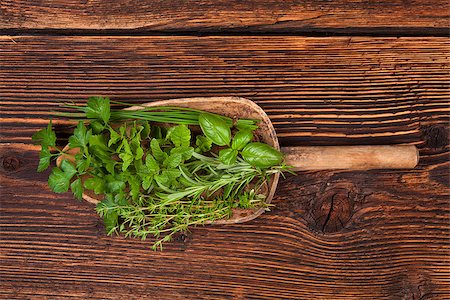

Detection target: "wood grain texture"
[0, 0, 448, 34]
[0, 36, 449, 146]
[1, 142, 448, 299]
[0, 35, 449, 299]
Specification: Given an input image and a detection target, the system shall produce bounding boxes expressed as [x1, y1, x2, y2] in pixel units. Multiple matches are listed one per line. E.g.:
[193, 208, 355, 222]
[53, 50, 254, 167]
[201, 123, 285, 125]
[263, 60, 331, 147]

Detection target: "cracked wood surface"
[0, 35, 449, 299]
[0, 0, 448, 35]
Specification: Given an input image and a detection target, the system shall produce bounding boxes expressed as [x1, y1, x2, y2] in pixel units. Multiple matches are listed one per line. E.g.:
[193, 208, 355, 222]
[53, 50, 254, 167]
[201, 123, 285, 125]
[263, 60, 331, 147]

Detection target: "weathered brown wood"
[0, 0, 448, 34]
[0, 36, 449, 147]
[1, 141, 448, 299]
[0, 35, 449, 299]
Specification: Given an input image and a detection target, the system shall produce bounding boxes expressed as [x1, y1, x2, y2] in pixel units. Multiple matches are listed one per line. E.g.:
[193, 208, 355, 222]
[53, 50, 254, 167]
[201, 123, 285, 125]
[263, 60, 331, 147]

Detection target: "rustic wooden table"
[1, 1, 449, 299]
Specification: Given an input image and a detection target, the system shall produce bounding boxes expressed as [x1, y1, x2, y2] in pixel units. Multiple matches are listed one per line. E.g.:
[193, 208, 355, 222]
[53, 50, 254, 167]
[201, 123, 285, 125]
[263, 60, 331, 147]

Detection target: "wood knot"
[307, 182, 357, 233]
[421, 124, 448, 149]
[172, 232, 191, 251]
[2, 155, 20, 172]
[174, 232, 188, 243]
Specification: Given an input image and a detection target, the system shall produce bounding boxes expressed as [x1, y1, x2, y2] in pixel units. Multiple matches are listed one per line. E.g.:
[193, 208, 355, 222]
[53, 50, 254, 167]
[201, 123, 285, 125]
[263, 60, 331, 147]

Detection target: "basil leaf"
[231, 130, 253, 150]
[199, 113, 231, 146]
[241, 142, 283, 168]
[219, 148, 238, 165]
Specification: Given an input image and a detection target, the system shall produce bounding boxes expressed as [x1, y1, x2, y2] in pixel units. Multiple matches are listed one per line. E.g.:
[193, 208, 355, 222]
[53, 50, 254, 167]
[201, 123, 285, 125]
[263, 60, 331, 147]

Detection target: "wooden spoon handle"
[281, 145, 419, 171]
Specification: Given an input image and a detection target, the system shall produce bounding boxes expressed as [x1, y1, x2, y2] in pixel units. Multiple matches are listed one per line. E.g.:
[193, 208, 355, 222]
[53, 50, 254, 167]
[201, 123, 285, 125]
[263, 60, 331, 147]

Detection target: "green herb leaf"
[145, 154, 160, 174]
[48, 167, 70, 193]
[168, 125, 191, 147]
[241, 142, 283, 168]
[135, 146, 144, 161]
[88, 134, 110, 161]
[164, 153, 182, 169]
[150, 138, 168, 162]
[108, 128, 121, 147]
[199, 113, 231, 146]
[89, 121, 105, 134]
[70, 177, 83, 200]
[231, 130, 253, 150]
[127, 174, 141, 201]
[163, 169, 181, 180]
[195, 135, 212, 153]
[32, 120, 56, 147]
[219, 148, 238, 165]
[86, 96, 111, 124]
[84, 176, 105, 194]
[104, 210, 118, 233]
[141, 121, 151, 139]
[151, 126, 163, 139]
[104, 174, 126, 193]
[155, 169, 181, 187]
[105, 161, 117, 175]
[76, 153, 91, 173]
[119, 152, 134, 172]
[96, 195, 120, 233]
[154, 173, 169, 186]
[60, 159, 77, 180]
[171, 146, 194, 161]
[235, 119, 259, 131]
[69, 121, 91, 149]
[37, 146, 51, 172]
[142, 175, 154, 190]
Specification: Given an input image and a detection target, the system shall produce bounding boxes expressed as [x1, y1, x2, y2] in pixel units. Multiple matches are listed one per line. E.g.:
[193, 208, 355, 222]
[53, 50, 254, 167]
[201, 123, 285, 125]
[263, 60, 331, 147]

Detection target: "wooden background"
[1, 1, 449, 299]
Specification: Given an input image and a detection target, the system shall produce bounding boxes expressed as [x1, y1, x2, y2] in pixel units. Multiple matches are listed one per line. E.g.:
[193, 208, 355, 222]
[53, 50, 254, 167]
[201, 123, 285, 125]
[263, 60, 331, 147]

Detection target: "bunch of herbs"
[33, 97, 289, 250]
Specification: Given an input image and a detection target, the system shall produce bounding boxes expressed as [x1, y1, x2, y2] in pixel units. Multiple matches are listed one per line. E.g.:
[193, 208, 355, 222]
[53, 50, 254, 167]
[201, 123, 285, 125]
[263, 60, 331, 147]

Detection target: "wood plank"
[0, 0, 448, 34]
[1, 141, 448, 299]
[0, 36, 449, 147]
[0, 35, 449, 299]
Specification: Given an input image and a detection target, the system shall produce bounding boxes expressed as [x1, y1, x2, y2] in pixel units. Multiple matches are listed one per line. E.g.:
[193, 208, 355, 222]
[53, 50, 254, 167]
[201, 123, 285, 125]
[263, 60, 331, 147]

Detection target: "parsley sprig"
[33, 97, 290, 250]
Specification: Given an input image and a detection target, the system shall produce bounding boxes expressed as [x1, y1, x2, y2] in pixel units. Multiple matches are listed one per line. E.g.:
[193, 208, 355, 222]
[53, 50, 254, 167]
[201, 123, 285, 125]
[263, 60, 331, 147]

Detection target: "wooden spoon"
[57, 97, 419, 224]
